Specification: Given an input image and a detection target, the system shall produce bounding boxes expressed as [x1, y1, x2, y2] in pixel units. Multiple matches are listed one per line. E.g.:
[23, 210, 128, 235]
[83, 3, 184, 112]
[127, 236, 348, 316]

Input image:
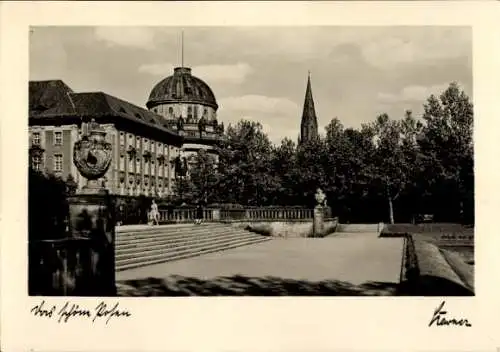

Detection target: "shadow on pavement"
[117, 275, 401, 296]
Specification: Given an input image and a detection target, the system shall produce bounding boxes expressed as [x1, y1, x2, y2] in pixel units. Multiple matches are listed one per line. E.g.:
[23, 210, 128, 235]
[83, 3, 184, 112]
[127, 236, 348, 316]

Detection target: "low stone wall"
[237, 219, 338, 238]
[401, 234, 474, 296]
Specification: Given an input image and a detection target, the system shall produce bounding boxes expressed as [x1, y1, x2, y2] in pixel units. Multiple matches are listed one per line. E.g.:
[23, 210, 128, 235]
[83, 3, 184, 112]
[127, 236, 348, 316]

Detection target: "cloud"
[219, 95, 298, 116]
[138, 62, 175, 75]
[196, 63, 253, 84]
[360, 28, 471, 69]
[229, 116, 298, 145]
[94, 27, 157, 49]
[218, 96, 300, 144]
[138, 62, 253, 84]
[378, 83, 451, 103]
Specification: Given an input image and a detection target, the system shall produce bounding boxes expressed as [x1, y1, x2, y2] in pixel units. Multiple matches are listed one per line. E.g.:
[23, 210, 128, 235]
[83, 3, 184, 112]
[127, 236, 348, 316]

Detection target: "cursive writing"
[93, 301, 132, 324]
[30, 300, 56, 318]
[30, 300, 131, 324]
[428, 301, 471, 327]
[57, 302, 92, 323]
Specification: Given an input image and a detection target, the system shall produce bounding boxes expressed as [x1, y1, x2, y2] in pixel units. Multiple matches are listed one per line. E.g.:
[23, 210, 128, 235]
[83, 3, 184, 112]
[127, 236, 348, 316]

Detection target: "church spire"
[300, 71, 318, 144]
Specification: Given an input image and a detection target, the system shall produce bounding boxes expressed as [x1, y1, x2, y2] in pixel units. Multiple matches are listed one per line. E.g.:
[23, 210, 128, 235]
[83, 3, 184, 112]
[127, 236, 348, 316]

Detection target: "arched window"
[193, 106, 198, 120]
[187, 106, 193, 120]
[168, 107, 174, 118]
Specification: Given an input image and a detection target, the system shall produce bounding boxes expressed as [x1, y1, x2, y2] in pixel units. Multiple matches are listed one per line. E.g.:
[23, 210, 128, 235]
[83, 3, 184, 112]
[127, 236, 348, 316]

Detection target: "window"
[168, 107, 174, 118]
[32, 132, 40, 145]
[194, 106, 198, 120]
[120, 155, 125, 170]
[32, 155, 41, 171]
[54, 131, 62, 146]
[54, 154, 63, 172]
[187, 106, 193, 119]
[203, 108, 208, 117]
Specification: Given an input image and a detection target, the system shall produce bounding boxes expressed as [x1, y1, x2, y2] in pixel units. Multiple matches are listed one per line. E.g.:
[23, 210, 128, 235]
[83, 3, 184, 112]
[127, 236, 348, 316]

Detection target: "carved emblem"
[73, 120, 112, 180]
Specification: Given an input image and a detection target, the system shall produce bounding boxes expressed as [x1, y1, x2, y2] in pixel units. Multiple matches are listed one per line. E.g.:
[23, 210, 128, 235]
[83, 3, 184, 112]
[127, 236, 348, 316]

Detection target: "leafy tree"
[187, 150, 219, 204]
[217, 120, 275, 205]
[418, 82, 473, 222]
[370, 114, 411, 224]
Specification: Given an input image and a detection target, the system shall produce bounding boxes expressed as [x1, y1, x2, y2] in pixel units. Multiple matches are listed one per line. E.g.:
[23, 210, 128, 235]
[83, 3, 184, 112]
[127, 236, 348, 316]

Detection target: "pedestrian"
[150, 199, 159, 226]
[195, 201, 203, 225]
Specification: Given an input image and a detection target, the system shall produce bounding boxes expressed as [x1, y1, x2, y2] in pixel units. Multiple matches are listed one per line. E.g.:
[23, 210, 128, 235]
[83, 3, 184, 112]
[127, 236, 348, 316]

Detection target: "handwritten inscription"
[428, 301, 471, 327]
[30, 300, 131, 324]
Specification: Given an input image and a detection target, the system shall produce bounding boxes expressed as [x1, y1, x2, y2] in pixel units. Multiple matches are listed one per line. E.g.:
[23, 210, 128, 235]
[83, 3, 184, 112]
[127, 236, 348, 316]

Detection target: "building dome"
[146, 67, 218, 110]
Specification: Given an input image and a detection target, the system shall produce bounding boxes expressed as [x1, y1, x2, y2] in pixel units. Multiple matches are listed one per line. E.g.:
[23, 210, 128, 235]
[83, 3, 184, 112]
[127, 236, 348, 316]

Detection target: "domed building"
[146, 66, 225, 175]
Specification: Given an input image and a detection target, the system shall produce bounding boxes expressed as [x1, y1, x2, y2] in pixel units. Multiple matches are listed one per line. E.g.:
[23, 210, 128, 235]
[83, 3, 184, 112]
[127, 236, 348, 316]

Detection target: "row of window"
[32, 131, 63, 146]
[119, 133, 178, 154]
[32, 154, 63, 172]
[118, 188, 169, 197]
[152, 105, 210, 120]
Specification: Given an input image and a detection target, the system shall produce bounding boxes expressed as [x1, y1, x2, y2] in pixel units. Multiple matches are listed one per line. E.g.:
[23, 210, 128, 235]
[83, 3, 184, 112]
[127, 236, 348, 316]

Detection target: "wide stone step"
[116, 231, 257, 258]
[116, 228, 237, 247]
[116, 224, 227, 239]
[116, 236, 270, 271]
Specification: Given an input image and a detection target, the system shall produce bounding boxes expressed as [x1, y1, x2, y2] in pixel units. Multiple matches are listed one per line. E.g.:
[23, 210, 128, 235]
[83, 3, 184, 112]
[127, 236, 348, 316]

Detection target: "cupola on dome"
[146, 67, 218, 111]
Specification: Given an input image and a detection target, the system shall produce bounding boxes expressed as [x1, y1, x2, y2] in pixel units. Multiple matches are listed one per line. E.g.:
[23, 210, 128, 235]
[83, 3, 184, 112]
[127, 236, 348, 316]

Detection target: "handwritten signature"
[30, 300, 131, 324]
[428, 301, 471, 327]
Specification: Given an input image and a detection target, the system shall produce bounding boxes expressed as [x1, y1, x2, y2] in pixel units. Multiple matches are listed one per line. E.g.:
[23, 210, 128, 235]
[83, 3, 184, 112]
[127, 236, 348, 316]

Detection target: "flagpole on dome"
[181, 30, 184, 69]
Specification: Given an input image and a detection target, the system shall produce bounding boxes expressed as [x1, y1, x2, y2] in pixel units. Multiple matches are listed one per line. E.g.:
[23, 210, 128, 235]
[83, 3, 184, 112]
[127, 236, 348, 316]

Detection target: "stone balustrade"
[158, 206, 331, 223]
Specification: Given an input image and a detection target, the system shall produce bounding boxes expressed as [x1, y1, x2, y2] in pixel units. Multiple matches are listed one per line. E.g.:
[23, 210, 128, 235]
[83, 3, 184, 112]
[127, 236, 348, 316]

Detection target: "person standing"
[195, 202, 203, 225]
[150, 200, 159, 226]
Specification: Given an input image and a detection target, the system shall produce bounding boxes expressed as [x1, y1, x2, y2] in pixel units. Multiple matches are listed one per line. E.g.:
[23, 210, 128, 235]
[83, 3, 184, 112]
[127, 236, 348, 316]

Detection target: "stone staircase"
[115, 223, 271, 271]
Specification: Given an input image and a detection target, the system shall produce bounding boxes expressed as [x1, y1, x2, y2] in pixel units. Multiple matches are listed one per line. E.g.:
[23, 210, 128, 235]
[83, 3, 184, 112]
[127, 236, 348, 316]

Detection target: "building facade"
[29, 80, 184, 197]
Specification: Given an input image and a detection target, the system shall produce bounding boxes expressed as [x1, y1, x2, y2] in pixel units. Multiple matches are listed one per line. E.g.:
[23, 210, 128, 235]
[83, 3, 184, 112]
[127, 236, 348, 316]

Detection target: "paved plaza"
[116, 232, 405, 286]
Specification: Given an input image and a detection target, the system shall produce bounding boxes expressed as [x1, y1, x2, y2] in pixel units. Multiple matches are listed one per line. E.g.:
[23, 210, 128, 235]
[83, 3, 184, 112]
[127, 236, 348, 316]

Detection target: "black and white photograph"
[27, 25, 474, 297]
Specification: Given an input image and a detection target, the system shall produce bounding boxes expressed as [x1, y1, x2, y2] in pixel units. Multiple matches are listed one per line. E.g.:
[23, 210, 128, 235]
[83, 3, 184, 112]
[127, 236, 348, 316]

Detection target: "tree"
[370, 113, 412, 224]
[217, 120, 275, 205]
[418, 82, 473, 222]
[270, 138, 297, 205]
[188, 150, 219, 204]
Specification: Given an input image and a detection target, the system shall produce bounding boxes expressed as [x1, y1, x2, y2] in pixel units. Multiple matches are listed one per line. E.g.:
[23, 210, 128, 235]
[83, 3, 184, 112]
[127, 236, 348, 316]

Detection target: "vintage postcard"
[1, 1, 500, 352]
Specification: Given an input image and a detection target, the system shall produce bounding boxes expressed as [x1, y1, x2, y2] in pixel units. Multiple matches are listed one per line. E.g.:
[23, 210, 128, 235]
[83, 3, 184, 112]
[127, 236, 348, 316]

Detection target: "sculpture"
[198, 116, 207, 137]
[177, 116, 185, 131]
[315, 188, 326, 207]
[73, 119, 112, 189]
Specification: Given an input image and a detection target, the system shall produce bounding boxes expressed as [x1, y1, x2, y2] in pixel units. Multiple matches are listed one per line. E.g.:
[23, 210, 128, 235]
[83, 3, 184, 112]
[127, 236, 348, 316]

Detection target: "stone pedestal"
[212, 208, 221, 221]
[313, 205, 324, 237]
[68, 186, 116, 296]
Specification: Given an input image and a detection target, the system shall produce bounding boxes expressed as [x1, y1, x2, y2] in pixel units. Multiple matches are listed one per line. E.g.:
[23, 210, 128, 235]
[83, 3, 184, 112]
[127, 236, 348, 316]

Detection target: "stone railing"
[158, 206, 331, 224]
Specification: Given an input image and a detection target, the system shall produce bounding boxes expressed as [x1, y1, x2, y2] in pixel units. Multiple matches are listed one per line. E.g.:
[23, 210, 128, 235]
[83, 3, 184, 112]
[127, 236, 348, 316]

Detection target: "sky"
[30, 26, 472, 144]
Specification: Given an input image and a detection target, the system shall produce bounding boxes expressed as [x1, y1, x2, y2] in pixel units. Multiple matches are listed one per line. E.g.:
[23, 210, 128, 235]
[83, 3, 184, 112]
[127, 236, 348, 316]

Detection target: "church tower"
[299, 72, 319, 144]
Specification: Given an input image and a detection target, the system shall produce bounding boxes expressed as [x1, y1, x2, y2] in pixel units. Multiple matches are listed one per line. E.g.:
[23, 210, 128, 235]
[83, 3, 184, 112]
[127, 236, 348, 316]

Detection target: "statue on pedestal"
[313, 188, 326, 237]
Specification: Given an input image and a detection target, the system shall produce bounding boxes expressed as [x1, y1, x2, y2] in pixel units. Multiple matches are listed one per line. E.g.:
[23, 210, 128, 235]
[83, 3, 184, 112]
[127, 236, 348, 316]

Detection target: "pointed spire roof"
[302, 72, 318, 125]
[300, 72, 318, 143]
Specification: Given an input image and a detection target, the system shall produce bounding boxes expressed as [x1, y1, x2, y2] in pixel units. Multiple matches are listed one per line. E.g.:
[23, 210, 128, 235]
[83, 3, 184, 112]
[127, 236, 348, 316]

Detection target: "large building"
[28, 65, 224, 197]
[146, 66, 224, 165]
